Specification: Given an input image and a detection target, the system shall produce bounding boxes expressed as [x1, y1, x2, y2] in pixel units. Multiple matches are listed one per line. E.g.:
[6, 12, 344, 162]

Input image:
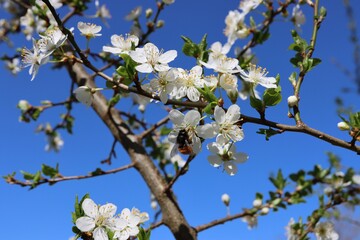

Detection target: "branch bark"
[66, 61, 198, 240]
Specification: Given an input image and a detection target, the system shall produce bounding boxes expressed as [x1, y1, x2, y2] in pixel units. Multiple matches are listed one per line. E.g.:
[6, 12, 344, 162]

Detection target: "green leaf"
[41, 164, 59, 178]
[269, 170, 286, 190]
[21, 170, 35, 180]
[31, 108, 42, 121]
[138, 227, 151, 240]
[196, 84, 218, 103]
[108, 94, 121, 107]
[90, 168, 104, 176]
[250, 96, 264, 112]
[160, 126, 172, 136]
[263, 86, 282, 107]
[203, 102, 217, 115]
[256, 128, 280, 141]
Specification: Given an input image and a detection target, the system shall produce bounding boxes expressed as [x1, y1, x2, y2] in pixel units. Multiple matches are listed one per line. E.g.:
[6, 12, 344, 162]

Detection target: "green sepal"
[138, 227, 151, 240]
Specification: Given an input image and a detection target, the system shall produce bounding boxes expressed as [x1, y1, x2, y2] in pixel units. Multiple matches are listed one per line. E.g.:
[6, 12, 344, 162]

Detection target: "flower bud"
[221, 193, 230, 206]
[156, 20, 165, 28]
[163, 0, 175, 5]
[287, 95, 298, 107]
[260, 207, 269, 215]
[151, 201, 158, 210]
[145, 8, 153, 18]
[252, 199, 262, 208]
[226, 89, 238, 104]
[17, 100, 30, 111]
[337, 121, 350, 131]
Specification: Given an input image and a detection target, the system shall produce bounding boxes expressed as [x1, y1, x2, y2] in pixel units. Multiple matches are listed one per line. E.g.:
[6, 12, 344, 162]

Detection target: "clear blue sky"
[1, 0, 360, 239]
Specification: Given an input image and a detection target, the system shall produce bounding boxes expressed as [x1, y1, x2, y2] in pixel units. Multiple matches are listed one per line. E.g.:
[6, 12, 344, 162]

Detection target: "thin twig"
[139, 115, 170, 139]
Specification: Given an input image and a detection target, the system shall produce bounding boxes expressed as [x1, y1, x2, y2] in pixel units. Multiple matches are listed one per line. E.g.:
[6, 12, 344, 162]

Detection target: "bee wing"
[170, 143, 179, 158]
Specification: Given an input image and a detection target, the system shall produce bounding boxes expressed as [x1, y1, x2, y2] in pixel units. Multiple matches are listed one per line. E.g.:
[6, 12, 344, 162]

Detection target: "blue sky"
[1, 0, 360, 239]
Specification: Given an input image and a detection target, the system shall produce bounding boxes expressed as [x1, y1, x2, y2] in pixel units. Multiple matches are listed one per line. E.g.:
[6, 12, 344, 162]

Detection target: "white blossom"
[242, 215, 257, 229]
[314, 222, 339, 240]
[285, 218, 299, 240]
[129, 42, 177, 73]
[209, 41, 231, 58]
[78, 22, 102, 39]
[94, 0, 111, 25]
[5, 58, 21, 75]
[172, 66, 204, 102]
[287, 95, 298, 107]
[353, 174, 360, 185]
[168, 109, 217, 155]
[213, 104, 244, 142]
[75, 198, 117, 240]
[150, 68, 177, 103]
[45, 134, 64, 152]
[224, 10, 249, 45]
[200, 55, 242, 74]
[125, 6, 142, 21]
[239, 0, 262, 14]
[113, 208, 141, 240]
[20, 9, 46, 40]
[239, 64, 277, 89]
[21, 38, 49, 81]
[292, 4, 305, 28]
[207, 135, 248, 176]
[73, 86, 93, 107]
[103, 34, 139, 55]
[163, 0, 175, 5]
[38, 28, 67, 57]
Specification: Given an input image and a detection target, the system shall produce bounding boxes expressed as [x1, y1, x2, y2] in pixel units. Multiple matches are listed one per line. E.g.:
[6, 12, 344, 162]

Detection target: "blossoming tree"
[1, 0, 360, 239]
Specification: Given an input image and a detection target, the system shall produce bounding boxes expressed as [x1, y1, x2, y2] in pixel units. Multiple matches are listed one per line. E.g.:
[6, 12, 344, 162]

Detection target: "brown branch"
[6, 163, 135, 188]
[139, 115, 170, 139]
[240, 114, 360, 154]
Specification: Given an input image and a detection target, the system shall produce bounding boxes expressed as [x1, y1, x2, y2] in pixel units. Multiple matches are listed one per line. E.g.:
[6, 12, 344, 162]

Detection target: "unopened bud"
[221, 193, 230, 206]
[252, 199, 262, 208]
[260, 207, 269, 215]
[337, 121, 350, 131]
[17, 100, 30, 111]
[287, 95, 298, 107]
[145, 8, 153, 18]
[163, 0, 175, 5]
[150, 201, 158, 210]
[226, 89, 238, 104]
[156, 20, 165, 28]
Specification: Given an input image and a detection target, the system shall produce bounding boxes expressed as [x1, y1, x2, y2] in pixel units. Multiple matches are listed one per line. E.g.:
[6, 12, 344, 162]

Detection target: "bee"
[170, 129, 193, 157]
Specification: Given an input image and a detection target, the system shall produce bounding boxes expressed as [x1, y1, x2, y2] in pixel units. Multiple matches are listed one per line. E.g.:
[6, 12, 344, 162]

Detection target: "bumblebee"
[170, 129, 193, 157]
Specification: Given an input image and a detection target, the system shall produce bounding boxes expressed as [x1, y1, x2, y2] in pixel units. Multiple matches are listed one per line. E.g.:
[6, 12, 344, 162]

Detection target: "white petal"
[168, 131, 179, 143]
[74, 86, 93, 107]
[259, 77, 277, 88]
[197, 124, 217, 139]
[158, 50, 177, 63]
[214, 106, 226, 124]
[190, 65, 202, 76]
[226, 104, 240, 123]
[228, 126, 244, 142]
[99, 203, 117, 218]
[207, 142, 221, 154]
[103, 46, 122, 54]
[159, 91, 168, 103]
[184, 110, 200, 126]
[187, 87, 200, 102]
[192, 136, 202, 154]
[75, 216, 95, 232]
[154, 63, 170, 72]
[233, 152, 248, 163]
[129, 49, 147, 63]
[128, 226, 140, 236]
[128, 215, 140, 227]
[169, 109, 184, 126]
[207, 155, 222, 167]
[82, 198, 98, 219]
[135, 63, 153, 73]
[93, 227, 108, 240]
[224, 162, 238, 176]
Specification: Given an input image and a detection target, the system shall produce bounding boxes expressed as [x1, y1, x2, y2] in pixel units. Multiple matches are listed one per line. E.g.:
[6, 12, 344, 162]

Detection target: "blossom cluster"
[75, 198, 149, 240]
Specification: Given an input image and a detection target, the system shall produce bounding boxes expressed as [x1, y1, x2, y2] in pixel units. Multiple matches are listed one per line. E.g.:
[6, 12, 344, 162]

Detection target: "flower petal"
[207, 155, 222, 167]
[169, 109, 184, 126]
[197, 124, 217, 139]
[158, 50, 177, 63]
[76, 216, 95, 232]
[233, 152, 248, 163]
[214, 106, 226, 124]
[135, 63, 153, 73]
[93, 227, 108, 240]
[184, 110, 200, 126]
[224, 162, 238, 176]
[226, 104, 240, 123]
[99, 203, 117, 218]
[82, 198, 98, 219]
